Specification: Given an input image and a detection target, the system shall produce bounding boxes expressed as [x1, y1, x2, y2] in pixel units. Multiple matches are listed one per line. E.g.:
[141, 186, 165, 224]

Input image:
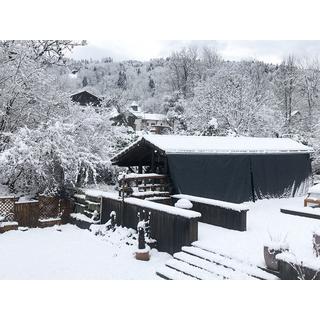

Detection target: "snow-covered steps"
[165, 258, 224, 280]
[156, 266, 197, 280]
[173, 251, 255, 280]
[188, 244, 278, 280]
[156, 244, 279, 280]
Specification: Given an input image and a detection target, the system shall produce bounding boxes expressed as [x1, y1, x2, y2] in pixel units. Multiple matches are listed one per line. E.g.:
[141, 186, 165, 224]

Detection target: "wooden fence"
[39, 196, 60, 219]
[101, 195, 201, 254]
[0, 196, 17, 221]
[0, 196, 74, 229]
[171, 195, 248, 232]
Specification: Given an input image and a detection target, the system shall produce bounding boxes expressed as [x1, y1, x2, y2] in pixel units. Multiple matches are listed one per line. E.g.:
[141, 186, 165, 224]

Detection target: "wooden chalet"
[70, 90, 102, 107]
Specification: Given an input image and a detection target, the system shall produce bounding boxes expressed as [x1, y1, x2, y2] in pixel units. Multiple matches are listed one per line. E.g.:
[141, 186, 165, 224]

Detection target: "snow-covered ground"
[197, 197, 320, 267]
[1, 196, 320, 279]
[0, 224, 170, 280]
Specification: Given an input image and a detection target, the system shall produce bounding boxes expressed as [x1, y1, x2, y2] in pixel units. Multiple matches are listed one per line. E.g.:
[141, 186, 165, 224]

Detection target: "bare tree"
[167, 47, 200, 97]
[273, 55, 301, 132]
[201, 46, 221, 77]
[299, 57, 320, 131]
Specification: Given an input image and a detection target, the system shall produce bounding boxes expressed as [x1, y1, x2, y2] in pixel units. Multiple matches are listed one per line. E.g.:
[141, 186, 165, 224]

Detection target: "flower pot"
[135, 250, 150, 261]
[264, 246, 283, 271]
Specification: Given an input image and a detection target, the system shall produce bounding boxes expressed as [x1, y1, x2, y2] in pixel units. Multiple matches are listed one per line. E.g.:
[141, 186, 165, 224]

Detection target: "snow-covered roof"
[111, 135, 313, 164]
[129, 109, 143, 117]
[128, 110, 166, 121]
[141, 113, 167, 121]
[109, 108, 120, 119]
[139, 135, 313, 154]
[70, 88, 100, 98]
[291, 110, 301, 117]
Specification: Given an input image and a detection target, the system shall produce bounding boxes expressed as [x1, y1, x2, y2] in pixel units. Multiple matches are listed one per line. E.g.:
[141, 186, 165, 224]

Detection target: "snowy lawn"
[197, 197, 320, 267]
[0, 224, 171, 280]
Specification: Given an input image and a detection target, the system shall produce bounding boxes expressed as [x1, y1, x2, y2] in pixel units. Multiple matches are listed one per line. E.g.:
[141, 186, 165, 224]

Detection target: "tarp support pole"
[249, 157, 256, 202]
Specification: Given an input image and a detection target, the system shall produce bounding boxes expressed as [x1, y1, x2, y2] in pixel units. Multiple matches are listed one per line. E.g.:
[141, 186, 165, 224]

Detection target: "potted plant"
[264, 232, 289, 271]
[135, 218, 150, 261]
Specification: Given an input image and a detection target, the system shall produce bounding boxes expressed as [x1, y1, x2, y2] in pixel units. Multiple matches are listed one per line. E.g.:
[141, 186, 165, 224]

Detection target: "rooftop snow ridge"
[142, 135, 313, 154]
[141, 113, 167, 121]
[111, 135, 313, 162]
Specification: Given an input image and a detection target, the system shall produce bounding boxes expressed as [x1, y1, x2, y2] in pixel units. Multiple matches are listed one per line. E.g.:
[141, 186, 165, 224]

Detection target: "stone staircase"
[156, 243, 279, 280]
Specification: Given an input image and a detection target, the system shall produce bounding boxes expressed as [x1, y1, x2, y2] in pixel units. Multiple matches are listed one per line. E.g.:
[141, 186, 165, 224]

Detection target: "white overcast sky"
[70, 40, 320, 64]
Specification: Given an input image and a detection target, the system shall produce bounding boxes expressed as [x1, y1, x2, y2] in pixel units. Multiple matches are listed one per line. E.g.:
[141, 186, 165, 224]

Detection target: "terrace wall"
[101, 195, 200, 254]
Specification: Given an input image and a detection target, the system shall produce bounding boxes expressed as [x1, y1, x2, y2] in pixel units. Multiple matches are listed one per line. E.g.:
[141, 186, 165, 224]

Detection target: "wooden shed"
[111, 135, 313, 203]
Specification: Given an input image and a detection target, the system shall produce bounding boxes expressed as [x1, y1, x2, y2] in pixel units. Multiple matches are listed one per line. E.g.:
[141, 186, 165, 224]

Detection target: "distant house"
[291, 110, 301, 118]
[111, 135, 313, 203]
[110, 101, 170, 134]
[70, 90, 102, 107]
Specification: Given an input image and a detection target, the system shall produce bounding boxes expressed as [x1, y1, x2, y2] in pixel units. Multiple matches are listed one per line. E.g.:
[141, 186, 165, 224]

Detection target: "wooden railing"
[171, 194, 248, 232]
[118, 173, 169, 199]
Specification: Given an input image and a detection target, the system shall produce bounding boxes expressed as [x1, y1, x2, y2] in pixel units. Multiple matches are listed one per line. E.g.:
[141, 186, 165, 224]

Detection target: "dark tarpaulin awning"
[251, 153, 312, 200]
[167, 153, 312, 203]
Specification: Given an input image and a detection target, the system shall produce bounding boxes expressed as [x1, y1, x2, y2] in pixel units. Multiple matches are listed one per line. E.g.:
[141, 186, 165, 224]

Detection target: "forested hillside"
[65, 48, 320, 139]
[1, 41, 320, 195]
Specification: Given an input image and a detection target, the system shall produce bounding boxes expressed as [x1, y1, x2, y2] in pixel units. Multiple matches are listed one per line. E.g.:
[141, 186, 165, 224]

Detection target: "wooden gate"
[14, 201, 40, 227]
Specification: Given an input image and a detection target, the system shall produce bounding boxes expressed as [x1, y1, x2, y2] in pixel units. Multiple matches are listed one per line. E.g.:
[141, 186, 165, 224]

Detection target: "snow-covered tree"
[0, 41, 82, 147]
[0, 105, 132, 194]
[185, 61, 279, 136]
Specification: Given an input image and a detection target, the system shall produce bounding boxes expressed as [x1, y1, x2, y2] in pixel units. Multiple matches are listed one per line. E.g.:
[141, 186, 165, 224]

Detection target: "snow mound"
[174, 198, 193, 209]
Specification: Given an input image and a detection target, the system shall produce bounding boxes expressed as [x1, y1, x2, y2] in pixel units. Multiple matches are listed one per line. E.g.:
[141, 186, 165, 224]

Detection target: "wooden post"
[164, 157, 168, 175]
[151, 151, 155, 172]
[121, 176, 125, 227]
